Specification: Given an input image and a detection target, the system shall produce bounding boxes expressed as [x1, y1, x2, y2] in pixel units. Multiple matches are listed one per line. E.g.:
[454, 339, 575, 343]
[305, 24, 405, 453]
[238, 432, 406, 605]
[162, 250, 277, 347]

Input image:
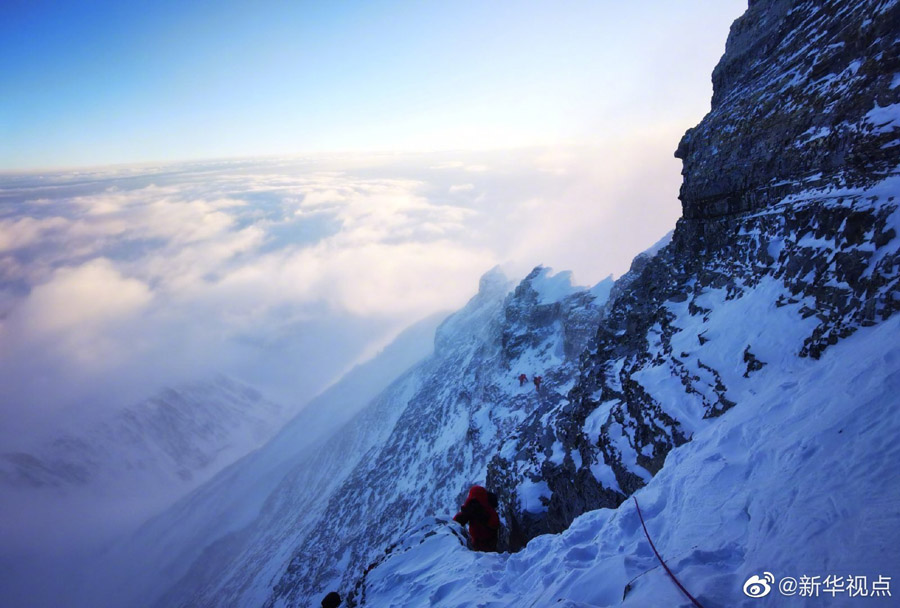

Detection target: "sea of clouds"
[0, 143, 681, 448]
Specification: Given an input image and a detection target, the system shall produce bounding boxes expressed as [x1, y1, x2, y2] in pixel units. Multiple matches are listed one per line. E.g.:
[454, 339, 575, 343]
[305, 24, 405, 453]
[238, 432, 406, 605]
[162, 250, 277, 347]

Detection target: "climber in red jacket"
[453, 485, 500, 552]
[518, 373, 528, 386]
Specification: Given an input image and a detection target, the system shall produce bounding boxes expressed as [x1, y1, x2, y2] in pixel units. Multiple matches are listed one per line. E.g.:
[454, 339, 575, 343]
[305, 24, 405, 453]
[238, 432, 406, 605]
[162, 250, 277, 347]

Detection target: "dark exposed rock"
[676, 0, 900, 222]
[743, 345, 768, 377]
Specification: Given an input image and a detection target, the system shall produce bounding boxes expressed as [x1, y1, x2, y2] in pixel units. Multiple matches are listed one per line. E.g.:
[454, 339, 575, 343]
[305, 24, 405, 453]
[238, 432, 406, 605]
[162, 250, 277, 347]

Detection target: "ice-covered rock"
[486, 0, 900, 552]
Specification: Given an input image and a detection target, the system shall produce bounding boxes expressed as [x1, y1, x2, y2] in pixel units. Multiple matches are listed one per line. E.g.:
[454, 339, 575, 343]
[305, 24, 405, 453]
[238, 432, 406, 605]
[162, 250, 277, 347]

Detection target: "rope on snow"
[633, 497, 706, 608]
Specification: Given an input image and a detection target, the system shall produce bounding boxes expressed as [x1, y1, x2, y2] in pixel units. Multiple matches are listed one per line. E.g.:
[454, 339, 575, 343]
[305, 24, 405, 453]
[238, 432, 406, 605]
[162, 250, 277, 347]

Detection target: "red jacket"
[453, 485, 500, 552]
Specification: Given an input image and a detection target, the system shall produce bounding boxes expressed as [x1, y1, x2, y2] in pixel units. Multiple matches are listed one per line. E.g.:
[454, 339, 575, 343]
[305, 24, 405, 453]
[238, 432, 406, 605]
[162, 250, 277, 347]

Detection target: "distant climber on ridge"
[453, 485, 500, 552]
[533, 375, 542, 390]
[518, 373, 528, 386]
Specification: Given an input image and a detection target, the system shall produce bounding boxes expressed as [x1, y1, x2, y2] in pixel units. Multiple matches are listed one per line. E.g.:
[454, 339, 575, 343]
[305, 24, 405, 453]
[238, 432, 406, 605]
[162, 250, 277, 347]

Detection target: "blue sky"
[1, 0, 746, 170]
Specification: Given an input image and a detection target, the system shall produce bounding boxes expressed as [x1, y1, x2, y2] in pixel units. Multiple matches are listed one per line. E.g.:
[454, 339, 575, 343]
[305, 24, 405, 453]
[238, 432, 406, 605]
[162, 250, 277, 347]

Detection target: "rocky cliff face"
[487, 0, 899, 549]
[676, 0, 899, 222]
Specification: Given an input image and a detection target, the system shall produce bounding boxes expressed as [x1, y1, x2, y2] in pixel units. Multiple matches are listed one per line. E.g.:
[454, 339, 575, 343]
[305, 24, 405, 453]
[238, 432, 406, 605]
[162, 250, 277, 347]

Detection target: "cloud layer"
[0, 145, 682, 446]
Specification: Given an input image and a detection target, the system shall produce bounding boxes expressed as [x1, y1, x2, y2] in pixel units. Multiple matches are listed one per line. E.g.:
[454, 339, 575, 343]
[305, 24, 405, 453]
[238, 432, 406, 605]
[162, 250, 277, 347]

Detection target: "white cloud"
[0, 216, 70, 252]
[14, 258, 151, 336]
[0, 145, 682, 445]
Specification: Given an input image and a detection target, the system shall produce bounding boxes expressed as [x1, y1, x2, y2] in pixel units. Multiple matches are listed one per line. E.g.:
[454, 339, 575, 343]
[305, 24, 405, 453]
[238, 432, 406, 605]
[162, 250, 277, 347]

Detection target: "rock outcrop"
[676, 0, 899, 222]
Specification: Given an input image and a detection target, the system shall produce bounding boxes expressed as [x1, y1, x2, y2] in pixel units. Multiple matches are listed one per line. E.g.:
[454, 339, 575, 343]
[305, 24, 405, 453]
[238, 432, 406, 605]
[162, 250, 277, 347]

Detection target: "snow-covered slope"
[263, 267, 613, 607]
[355, 312, 900, 607]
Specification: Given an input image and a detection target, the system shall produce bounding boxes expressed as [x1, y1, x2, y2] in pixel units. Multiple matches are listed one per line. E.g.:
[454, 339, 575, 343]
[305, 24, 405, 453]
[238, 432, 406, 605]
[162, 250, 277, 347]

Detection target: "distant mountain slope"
[66, 310, 446, 608]
[0, 374, 290, 561]
[1, 375, 284, 493]
[0, 375, 289, 608]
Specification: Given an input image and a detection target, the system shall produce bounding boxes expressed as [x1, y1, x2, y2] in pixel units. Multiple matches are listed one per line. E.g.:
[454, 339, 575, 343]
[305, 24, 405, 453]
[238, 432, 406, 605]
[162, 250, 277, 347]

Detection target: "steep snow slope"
[356, 312, 900, 607]
[258, 267, 613, 607]
[66, 311, 445, 608]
